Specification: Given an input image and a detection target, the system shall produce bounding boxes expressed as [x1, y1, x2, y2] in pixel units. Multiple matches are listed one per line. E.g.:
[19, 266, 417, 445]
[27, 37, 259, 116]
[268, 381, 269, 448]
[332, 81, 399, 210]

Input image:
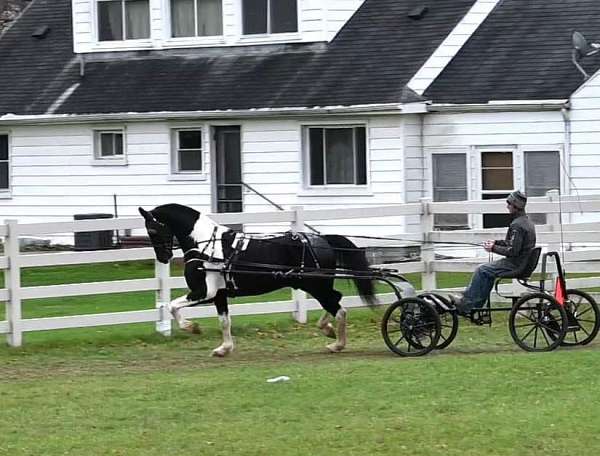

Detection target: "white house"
[1, 0, 600, 238]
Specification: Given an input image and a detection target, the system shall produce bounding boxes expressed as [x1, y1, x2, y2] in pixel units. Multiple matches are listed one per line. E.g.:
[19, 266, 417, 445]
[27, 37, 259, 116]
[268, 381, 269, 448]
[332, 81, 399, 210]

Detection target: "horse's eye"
[148, 228, 158, 235]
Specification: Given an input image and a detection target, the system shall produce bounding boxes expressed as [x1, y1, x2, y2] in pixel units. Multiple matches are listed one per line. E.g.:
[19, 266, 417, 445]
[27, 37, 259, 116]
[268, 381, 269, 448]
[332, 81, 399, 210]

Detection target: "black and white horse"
[139, 203, 377, 356]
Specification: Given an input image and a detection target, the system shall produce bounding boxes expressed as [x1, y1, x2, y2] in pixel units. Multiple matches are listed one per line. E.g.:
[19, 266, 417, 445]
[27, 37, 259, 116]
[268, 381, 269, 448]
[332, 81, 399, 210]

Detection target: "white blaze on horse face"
[190, 213, 228, 260]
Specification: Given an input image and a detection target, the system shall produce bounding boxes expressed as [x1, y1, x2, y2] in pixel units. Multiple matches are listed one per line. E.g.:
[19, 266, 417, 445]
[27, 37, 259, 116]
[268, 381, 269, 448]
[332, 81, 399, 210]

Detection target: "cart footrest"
[471, 309, 492, 326]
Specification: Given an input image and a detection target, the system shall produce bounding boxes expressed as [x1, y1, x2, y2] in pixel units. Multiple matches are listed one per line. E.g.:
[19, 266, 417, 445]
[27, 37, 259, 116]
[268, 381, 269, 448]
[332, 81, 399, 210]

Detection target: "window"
[481, 151, 514, 228]
[242, 0, 297, 34]
[98, 0, 150, 41]
[0, 134, 8, 191]
[432, 154, 468, 229]
[172, 129, 203, 173]
[94, 130, 125, 161]
[525, 151, 560, 224]
[171, 0, 223, 37]
[307, 126, 367, 186]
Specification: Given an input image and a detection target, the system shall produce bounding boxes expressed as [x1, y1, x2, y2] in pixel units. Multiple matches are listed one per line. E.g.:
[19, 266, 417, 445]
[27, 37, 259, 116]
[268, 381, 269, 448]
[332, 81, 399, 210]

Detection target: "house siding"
[1, 114, 407, 236]
[72, 0, 365, 53]
[567, 71, 600, 222]
[4, 122, 211, 221]
[422, 110, 566, 227]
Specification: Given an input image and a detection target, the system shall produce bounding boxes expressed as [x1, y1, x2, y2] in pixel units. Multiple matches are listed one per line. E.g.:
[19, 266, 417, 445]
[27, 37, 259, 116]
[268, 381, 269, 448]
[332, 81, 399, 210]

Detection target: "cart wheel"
[560, 289, 600, 346]
[509, 293, 567, 352]
[419, 293, 459, 350]
[381, 297, 441, 356]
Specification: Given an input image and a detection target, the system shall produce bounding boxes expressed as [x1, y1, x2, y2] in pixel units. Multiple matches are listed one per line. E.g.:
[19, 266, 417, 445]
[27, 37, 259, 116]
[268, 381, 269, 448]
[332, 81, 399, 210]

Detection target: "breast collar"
[184, 226, 220, 263]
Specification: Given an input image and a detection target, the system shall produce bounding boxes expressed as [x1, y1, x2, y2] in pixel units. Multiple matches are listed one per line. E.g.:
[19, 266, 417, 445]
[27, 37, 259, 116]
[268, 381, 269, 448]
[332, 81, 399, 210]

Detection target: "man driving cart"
[450, 190, 536, 317]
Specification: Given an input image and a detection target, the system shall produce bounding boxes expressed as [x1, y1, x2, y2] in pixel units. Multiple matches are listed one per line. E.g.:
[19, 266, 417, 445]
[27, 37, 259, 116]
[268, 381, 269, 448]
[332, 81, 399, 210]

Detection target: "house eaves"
[428, 99, 568, 114]
[0, 102, 430, 126]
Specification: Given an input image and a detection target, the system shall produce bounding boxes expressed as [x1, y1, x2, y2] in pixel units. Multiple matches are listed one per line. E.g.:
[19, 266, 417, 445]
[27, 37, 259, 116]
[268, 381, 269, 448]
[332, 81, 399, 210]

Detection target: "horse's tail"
[323, 234, 378, 307]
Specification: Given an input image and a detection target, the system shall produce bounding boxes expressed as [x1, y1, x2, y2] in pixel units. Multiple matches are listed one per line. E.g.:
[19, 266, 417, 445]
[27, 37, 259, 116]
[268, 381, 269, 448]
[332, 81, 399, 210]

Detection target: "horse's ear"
[138, 207, 153, 221]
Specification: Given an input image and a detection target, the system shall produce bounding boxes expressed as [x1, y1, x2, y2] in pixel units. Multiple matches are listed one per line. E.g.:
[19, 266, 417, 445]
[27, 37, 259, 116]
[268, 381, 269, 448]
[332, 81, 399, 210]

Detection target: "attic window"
[171, 0, 223, 37]
[98, 0, 150, 41]
[242, 0, 298, 35]
[408, 6, 428, 20]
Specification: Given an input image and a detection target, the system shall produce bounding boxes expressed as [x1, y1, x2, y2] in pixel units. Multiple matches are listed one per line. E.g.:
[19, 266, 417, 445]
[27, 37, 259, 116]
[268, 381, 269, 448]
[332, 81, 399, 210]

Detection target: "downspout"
[561, 102, 572, 224]
[420, 113, 426, 199]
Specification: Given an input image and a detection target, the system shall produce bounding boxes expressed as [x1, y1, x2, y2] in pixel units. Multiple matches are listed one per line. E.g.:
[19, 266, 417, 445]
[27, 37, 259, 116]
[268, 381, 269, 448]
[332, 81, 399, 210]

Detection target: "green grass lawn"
[1, 262, 599, 455]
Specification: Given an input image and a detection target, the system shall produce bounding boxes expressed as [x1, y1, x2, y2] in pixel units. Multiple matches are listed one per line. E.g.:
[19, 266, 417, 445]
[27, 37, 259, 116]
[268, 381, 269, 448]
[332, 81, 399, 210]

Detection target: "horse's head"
[139, 207, 174, 264]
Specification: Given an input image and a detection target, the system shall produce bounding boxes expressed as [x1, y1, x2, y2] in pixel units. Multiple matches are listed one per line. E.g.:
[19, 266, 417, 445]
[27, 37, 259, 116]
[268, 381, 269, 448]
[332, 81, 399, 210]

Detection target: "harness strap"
[298, 232, 321, 269]
[223, 233, 251, 292]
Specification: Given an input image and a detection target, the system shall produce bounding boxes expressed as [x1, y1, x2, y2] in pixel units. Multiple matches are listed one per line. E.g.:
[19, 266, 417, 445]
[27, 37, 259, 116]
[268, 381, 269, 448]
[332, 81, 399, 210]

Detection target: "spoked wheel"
[560, 289, 600, 346]
[418, 293, 459, 350]
[381, 297, 441, 356]
[509, 293, 567, 352]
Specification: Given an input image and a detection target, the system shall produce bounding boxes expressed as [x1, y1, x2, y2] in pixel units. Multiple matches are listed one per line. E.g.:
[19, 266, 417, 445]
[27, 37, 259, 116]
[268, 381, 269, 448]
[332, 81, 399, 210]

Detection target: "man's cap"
[507, 190, 527, 210]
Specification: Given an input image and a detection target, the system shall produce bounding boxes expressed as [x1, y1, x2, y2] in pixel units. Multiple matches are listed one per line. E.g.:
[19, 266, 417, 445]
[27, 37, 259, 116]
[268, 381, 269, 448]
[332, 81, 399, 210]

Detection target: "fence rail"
[3, 190, 600, 347]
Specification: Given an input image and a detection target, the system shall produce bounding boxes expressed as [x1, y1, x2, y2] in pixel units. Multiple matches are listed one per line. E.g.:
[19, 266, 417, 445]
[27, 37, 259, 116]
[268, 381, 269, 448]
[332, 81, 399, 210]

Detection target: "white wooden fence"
[3, 190, 600, 347]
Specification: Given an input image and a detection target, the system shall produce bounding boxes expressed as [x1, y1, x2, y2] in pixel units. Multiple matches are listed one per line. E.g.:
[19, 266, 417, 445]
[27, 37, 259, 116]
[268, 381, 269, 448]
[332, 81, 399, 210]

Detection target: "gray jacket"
[492, 213, 536, 268]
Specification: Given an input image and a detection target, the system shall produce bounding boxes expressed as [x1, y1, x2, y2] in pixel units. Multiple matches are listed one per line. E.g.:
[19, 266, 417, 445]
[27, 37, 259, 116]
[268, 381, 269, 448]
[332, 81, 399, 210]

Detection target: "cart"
[381, 249, 600, 355]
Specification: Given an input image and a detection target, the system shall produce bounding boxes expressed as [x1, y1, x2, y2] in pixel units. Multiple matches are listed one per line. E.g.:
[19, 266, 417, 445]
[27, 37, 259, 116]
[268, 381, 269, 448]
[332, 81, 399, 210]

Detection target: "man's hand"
[483, 240, 495, 252]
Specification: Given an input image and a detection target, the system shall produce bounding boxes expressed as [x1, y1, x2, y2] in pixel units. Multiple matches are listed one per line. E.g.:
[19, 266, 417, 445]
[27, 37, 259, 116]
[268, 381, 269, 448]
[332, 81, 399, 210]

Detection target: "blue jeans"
[463, 261, 515, 311]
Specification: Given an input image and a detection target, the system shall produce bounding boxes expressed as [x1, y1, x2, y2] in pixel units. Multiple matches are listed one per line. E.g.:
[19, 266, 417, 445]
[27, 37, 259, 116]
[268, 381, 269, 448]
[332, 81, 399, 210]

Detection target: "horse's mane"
[151, 204, 201, 233]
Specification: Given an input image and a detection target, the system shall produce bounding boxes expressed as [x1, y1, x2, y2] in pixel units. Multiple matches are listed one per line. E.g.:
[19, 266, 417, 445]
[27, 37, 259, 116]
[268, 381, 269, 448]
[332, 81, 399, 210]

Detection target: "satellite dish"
[571, 31, 600, 79]
[573, 31, 600, 56]
[573, 31, 591, 55]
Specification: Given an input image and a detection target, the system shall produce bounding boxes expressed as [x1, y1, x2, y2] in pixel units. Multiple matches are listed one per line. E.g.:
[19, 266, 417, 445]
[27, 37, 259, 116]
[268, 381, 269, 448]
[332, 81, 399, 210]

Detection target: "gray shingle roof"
[0, 0, 77, 116]
[425, 0, 600, 104]
[0, 0, 476, 116]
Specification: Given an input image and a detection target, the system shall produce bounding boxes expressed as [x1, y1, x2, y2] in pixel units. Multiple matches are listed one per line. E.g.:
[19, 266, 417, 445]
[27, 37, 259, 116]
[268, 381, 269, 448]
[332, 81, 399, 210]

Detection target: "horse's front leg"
[317, 311, 336, 339]
[212, 290, 234, 357]
[168, 295, 202, 334]
[327, 307, 348, 353]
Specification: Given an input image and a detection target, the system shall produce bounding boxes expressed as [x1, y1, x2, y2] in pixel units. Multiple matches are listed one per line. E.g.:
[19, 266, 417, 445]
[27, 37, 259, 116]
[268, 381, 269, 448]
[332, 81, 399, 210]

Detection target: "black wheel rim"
[436, 310, 459, 349]
[382, 298, 441, 356]
[561, 290, 600, 346]
[510, 294, 565, 352]
[418, 293, 458, 350]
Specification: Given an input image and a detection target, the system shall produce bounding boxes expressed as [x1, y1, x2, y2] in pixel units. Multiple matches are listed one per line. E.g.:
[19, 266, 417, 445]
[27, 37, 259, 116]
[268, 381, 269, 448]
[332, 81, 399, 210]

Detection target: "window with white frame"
[171, 0, 223, 37]
[97, 0, 150, 41]
[0, 134, 9, 191]
[242, 0, 298, 35]
[306, 126, 367, 186]
[94, 130, 125, 161]
[481, 150, 514, 228]
[432, 153, 468, 229]
[525, 150, 560, 224]
[172, 129, 203, 173]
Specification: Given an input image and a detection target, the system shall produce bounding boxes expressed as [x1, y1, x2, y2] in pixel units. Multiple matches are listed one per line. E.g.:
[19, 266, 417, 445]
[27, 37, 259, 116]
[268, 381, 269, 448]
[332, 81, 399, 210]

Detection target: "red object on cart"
[554, 277, 566, 306]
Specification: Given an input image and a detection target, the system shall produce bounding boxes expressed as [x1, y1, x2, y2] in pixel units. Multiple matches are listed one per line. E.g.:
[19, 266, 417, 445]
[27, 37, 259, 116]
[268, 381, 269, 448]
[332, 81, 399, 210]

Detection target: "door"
[481, 150, 514, 228]
[213, 126, 243, 214]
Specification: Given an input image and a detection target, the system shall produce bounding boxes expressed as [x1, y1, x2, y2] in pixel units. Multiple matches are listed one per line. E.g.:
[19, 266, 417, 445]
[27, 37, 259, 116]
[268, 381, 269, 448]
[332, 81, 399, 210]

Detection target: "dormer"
[72, 0, 365, 53]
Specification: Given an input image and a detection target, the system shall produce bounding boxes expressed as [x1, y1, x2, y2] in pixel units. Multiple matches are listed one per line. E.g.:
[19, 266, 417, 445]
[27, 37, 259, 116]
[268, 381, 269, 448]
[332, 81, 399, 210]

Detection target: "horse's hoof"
[326, 342, 345, 353]
[211, 345, 233, 357]
[319, 324, 336, 339]
[183, 322, 202, 334]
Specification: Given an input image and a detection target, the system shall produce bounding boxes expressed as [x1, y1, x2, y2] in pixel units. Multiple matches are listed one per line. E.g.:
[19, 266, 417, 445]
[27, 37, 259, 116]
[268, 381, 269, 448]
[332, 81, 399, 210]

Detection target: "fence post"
[420, 198, 436, 291]
[155, 260, 172, 336]
[5, 220, 22, 347]
[546, 189, 562, 287]
[290, 205, 308, 324]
